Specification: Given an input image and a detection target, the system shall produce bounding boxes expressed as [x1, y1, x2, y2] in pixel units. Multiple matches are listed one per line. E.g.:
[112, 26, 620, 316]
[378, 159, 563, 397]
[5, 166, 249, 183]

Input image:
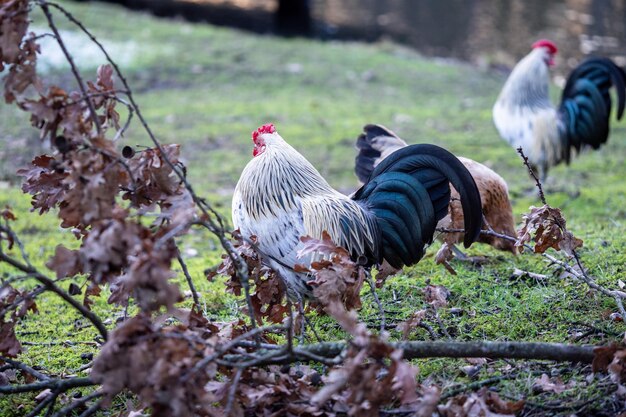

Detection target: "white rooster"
[232, 123, 482, 299]
[493, 39, 626, 181]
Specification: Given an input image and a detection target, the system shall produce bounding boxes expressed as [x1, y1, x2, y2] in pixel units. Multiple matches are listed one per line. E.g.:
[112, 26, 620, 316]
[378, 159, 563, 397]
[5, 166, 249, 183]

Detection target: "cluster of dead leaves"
[210, 231, 290, 325]
[516, 204, 583, 256]
[92, 312, 221, 417]
[298, 231, 366, 312]
[1, 0, 199, 363]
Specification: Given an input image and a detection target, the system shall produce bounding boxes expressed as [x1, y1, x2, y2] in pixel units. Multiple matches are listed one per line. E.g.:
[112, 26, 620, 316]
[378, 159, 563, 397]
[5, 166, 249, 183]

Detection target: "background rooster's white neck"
[497, 48, 552, 109]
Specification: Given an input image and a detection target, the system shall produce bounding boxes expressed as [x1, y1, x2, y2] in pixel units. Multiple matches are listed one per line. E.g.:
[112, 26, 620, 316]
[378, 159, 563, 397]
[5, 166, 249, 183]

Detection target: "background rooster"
[493, 39, 626, 181]
[232, 123, 482, 299]
[355, 124, 517, 257]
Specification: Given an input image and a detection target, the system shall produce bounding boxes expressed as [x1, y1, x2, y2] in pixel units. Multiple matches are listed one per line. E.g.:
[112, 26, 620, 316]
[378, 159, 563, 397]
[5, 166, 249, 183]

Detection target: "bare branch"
[37, 1, 102, 136]
[0, 249, 108, 341]
[0, 377, 95, 394]
[176, 249, 200, 306]
[516, 146, 547, 205]
[224, 368, 242, 417]
[364, 270, 385, 332]
[52, 391, 103, 417]
[0, 356, 50, 381]
[222, 340, 596, 365]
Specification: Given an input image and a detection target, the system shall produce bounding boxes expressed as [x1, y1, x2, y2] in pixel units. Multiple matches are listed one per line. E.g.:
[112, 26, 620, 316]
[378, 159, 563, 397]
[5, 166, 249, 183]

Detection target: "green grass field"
[1, 0, 625, 414]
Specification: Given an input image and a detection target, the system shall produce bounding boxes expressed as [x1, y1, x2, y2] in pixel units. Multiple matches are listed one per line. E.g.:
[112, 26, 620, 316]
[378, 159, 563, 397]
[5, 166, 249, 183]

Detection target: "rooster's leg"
[296, 298, 307, 344]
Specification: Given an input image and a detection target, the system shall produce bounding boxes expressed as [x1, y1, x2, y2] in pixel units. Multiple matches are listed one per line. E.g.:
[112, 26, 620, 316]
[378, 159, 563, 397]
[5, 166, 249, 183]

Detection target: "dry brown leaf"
[398, 309, 428, 340]
[532, 373, 575, 394]
[609, 349, 626, 384]
[0, 320, 21, 357]
[422, 284, 449, 309]
[46, 245, 82, 279]
[438, 387, 520, 416]
[592, 343, 618, 373]
[516, 204, 583, 255]
[435, 242, 457, 275]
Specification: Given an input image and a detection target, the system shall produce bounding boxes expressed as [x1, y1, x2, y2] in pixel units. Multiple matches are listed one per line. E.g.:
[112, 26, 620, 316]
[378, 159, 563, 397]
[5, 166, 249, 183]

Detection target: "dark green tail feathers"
[352, 143, 482, 269]
[559, 57, 626, 162]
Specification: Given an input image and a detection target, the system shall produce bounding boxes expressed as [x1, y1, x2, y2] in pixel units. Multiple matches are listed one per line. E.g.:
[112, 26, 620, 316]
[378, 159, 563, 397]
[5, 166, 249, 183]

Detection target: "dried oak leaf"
[1, 207, 16, 221]
[484, 389, 525, 414]
[592, 343, 619, 373]
[80, 219, 142, 284]
[46, 244, 82, 279]
[1, 283, 37, 320]
[108, 242, 182, 312]
[409, 385, 441, 417]
[609, 348, 626, 384]
[300, 231, 365, 311]
[58, 150, 124, 228]
[123, 145, 183, 208]
[374, 260, 400, 288]
[3, 38, 40, 103]
[221, 365, 323, 416]
[435, 242, 457, 275]
[532, 373, 575, 394]
[17, 154, 68, 214]
[0, 0, 31, 66]
[438, 387, 519, 417]
[21, 86, 68, 140]
[422, 284, 449, 309]
[398, 309, 428, 340]
[97, 64, 114, 91]
[0, 319, 21, 357]
[516, 204, 583, 255]
[215, 232, 289, 324]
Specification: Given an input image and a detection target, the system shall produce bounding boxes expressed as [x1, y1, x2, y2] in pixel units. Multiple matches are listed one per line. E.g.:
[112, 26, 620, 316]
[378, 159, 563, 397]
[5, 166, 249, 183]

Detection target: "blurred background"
[79, 0, 626, 70]
[3, 0, 626, 207]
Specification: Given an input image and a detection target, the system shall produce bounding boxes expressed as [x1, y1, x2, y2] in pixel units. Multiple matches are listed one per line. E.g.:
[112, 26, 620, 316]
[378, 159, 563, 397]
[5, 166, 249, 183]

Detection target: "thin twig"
[0, 356, 49, 381]
[517, 146, 547, 205]
[53, 391, 103, 417]
[37, 1, 102, 136]
[24, 390, 59, 417]
[76, 399, 103, 417]
[437, 225, 626, 316]
[182, 324, 284, 382]
[224, 368, 243, 417]
[441, 369, 545, 400]
[0, 377, 95, 394]
[431, 307, 452, 340]
[364, 270, 385, 333]
[176, 249, 200, 306]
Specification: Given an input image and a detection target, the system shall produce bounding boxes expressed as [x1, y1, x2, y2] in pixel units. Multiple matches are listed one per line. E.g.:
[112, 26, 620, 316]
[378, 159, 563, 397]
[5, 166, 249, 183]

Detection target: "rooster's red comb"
[532, 39, 558, 54]
[252, 123, 276, 142]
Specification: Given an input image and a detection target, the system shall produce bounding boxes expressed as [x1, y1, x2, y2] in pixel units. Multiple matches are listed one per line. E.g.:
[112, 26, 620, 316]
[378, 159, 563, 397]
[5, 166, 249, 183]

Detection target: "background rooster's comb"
[532, 39, 558, 54]
[252, 123, 276, 142]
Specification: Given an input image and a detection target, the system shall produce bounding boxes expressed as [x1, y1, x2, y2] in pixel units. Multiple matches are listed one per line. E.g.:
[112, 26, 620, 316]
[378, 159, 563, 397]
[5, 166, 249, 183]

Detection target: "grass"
[1, 0, 625, 414]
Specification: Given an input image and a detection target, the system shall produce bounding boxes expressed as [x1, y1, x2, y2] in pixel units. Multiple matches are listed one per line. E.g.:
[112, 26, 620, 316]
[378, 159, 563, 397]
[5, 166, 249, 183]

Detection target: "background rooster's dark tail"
[559, 58, 626, 162]
[352, 144, 482, 269]
[355, 124, 407, 183]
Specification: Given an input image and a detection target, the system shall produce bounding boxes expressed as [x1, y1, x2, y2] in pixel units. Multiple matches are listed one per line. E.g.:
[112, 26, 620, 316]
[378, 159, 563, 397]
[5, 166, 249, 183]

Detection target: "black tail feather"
[354, 124, 407, 183]
[559, 57, 626, 159]
[352, 144, 482, 269]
